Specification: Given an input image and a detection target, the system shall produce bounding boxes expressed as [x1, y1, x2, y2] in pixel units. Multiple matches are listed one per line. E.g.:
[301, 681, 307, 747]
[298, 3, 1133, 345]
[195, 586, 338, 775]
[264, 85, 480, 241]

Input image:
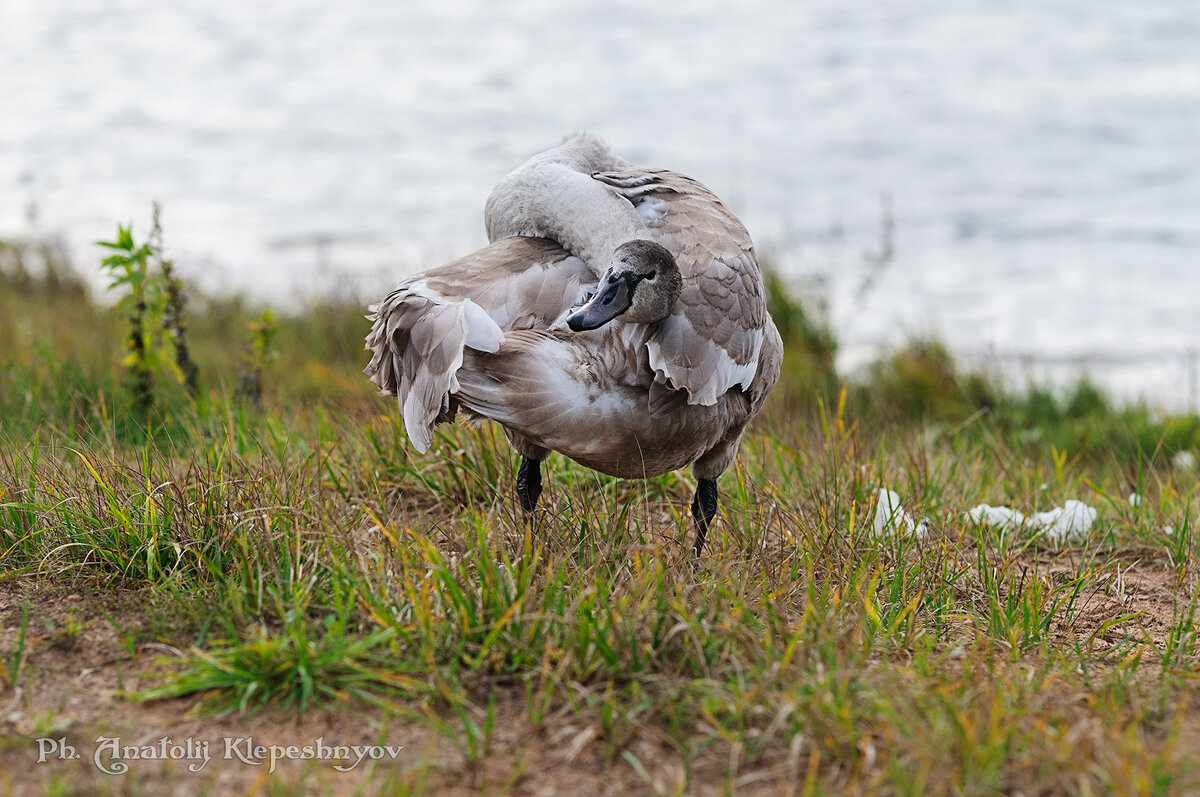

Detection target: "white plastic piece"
[874, 488, 928, 539]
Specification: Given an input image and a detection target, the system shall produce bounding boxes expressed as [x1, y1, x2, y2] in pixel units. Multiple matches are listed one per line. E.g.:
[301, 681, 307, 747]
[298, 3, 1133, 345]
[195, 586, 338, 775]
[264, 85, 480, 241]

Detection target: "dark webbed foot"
[516, 457, 543, 513]
[690, 478, 719, 556]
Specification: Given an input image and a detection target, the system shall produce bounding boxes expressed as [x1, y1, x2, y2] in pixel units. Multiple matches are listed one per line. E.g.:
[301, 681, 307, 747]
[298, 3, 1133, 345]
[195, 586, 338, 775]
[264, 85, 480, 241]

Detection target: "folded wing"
[593, 169, 768, 407]
[364, 237, 594, 450]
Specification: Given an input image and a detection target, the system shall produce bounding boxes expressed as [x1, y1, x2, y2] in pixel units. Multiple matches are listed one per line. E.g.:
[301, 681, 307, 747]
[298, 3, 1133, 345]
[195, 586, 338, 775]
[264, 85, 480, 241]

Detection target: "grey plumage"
[365, 136, 783, 550]
[364, 237, 592, 451]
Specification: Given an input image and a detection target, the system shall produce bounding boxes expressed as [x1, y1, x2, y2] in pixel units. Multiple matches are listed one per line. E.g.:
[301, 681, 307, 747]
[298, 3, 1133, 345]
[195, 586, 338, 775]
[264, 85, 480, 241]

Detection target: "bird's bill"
[566, 277, 633, 331]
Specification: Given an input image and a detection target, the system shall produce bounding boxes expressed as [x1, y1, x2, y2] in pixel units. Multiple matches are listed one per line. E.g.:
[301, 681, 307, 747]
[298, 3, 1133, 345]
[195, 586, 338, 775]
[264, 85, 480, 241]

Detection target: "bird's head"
[566, 240, 681, 331]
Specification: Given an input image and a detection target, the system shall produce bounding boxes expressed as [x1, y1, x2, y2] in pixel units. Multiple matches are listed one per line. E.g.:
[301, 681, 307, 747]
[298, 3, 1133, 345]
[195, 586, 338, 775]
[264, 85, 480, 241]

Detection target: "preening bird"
[365, 135, 781, 555]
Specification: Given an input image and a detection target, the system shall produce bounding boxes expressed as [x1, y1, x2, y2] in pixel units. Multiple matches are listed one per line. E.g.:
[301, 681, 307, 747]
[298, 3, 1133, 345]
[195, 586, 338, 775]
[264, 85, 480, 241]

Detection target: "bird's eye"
[645, 271, 656, 281]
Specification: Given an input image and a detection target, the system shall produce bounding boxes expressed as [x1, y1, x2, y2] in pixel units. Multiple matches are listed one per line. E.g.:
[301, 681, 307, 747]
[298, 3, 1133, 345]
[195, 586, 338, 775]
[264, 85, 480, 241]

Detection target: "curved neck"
[485, 138, 650, 277]
[532, 166, 652, 273]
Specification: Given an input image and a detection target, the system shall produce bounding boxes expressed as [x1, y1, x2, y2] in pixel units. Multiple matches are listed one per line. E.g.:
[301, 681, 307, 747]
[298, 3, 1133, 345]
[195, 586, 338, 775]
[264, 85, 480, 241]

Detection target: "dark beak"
[566, 276, 634, 331]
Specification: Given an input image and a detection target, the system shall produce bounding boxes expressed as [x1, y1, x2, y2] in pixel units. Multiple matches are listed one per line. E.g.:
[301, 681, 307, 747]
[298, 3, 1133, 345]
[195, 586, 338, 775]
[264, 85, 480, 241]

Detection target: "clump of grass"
[849, 335, 1200, 470]
[139, 598, 420, 715]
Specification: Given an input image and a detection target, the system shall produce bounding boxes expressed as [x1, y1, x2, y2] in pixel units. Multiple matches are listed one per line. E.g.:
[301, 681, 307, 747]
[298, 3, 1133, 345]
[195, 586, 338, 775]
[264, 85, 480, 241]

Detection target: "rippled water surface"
[3, 1, 1198, 403]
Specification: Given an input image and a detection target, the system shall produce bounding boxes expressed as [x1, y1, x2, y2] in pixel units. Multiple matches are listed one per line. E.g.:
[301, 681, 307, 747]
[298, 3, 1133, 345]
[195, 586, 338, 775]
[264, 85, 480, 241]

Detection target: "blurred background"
[2, 0, 1197, 406]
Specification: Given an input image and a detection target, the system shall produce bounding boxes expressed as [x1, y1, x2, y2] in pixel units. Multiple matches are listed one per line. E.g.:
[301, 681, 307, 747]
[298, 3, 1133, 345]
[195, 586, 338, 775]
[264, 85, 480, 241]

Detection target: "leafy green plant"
[97, 204, 195, 414]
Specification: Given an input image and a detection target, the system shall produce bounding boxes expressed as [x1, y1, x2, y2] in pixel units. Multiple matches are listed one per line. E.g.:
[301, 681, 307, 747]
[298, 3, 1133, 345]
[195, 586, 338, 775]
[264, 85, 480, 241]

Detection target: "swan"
[365, 135, 782, 555]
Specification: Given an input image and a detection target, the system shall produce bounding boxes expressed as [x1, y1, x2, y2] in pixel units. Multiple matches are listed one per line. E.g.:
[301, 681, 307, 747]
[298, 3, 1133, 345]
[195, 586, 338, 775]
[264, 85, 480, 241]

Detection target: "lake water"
[2, 0, 1198, 405]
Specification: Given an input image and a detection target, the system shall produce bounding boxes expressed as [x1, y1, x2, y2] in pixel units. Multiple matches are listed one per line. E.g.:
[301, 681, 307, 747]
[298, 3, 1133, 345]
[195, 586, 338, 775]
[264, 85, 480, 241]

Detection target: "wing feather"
[364, 237, 596, 450]
[595, 168, 768, 404]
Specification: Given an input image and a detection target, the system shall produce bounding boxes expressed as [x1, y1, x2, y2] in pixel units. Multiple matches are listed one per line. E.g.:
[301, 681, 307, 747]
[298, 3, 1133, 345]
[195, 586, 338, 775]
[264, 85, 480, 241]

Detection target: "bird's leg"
[690, 478, 719, 556]
[516, 457, 543, 514]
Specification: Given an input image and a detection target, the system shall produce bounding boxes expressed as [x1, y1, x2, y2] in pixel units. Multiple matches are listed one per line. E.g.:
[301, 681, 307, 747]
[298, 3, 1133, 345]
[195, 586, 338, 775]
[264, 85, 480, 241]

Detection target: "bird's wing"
[364, 237, 594, 450]
[594, 168, 768, 407]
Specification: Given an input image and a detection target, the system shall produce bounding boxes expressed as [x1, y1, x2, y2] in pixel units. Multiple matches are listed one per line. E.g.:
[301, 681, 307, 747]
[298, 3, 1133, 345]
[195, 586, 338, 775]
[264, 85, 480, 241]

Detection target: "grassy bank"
[2, 229, 1199, 795]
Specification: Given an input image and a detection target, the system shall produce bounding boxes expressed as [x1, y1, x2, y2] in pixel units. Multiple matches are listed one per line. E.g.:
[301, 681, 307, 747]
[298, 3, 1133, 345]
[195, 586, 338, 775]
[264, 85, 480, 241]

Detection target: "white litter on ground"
[1128, 493, 1142, 507]
[1173, 451, 1196, 470]
[965, 504, 1025, 530]
[874, 489, 928, 539]
[965, 499, 1098, 545]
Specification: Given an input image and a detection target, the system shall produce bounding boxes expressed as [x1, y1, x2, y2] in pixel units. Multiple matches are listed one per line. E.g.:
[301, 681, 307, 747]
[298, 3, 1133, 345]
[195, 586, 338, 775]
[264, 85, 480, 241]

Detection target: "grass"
[2, 233, 1200, 794]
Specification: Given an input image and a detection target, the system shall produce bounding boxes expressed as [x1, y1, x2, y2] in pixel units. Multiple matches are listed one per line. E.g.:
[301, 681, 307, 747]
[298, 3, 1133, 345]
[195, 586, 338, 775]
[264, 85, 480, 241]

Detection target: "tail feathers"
[452, 334, 596, 447]
[364, 286, 502, 452]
